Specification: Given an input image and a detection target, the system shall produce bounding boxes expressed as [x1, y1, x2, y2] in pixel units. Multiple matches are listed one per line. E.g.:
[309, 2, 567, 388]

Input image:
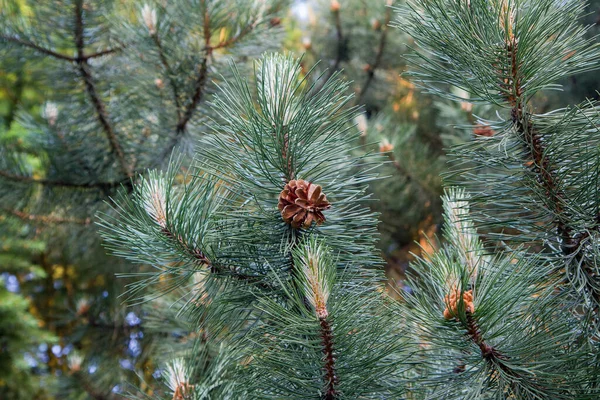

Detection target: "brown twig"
[2, 207, 91, 225]
[1, 34, 77, 61]
[176, 0, 212, 132]
[0, 34, 121, 62]
[155, 0, 212, 165]
[74, 0, 132, 178]
[319, 316, 338, 400]
[464, 312, 502, 361]
[310, 7, 345, 96]
[355, 6, 392, 106]
[80, 47, 122, 60]
[502, 32, 599, 304]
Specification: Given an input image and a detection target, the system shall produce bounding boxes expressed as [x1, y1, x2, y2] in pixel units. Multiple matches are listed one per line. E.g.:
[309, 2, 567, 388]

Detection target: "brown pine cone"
[278, 179, 331, 228]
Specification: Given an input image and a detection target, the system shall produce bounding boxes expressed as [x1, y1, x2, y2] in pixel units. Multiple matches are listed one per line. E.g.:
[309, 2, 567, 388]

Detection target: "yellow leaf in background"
[52, 265, 65, 279]
[95, 275, 105, 286]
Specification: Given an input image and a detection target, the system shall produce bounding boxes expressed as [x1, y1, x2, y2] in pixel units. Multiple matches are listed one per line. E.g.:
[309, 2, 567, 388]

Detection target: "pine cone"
[278, 179, 331, 228]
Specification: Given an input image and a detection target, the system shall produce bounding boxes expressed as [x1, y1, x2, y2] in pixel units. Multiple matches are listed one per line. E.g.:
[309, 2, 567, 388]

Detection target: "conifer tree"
[101, 53, 407, 399]
[393, 0, 600, 397]
[0, 0, 286, 397]
[293, 0, 447, 278]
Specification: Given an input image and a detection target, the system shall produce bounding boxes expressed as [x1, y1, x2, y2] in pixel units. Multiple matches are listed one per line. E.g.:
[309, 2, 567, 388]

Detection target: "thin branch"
[310, 7, 345, 96]
[464, 312, 502, 361]
[1, 34, 121, 62]
[155, 0, 212, 164]
[1, 34, 77, 61]
[503, 27, 600, 305]
[176, 0, 212, 134]
[151, 33, 182, 120]
[355, 6, 392, 106]
[160, 226, 273, 289]
[80, 47, 122, 60]
[2, 207, 91, 225]
[74, 0, 133, 178]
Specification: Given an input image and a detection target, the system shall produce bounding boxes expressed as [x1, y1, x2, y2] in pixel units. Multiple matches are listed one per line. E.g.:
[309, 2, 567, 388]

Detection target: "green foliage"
[293, 0, 447, 262]
[101, 53, 408, 399]
[0, 0, 288, 397]
[393, 0, 600, 397]
[0, 217, 56, 400]
[400, 189, 592, 398]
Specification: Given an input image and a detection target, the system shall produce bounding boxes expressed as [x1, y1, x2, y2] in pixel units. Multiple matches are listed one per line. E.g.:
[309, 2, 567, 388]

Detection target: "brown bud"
[155, 78, 164, 89]
[302, 37, 312, 50]
[269, 17, 282, 27]
[379, 139, 394, 153]
[330, 0, 341, 12]
[278, 180, 331, 229]
[443, 287, 475, 320]
[460, 101, 473, 112]
[371, 18, 381, 31]
[473, 124, 495, 137]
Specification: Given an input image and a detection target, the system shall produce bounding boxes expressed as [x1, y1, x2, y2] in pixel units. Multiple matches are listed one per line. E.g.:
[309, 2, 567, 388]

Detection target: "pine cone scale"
[278, 179, 331, 228]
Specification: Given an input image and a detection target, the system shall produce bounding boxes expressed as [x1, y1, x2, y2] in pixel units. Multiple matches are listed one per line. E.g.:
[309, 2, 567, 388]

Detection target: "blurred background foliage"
[0, 0, 598, 398]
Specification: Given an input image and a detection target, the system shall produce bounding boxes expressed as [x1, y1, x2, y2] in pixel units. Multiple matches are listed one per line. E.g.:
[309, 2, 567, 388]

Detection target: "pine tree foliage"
[101, 53, 408, 399]
[0, 0, 287, 397]
[0, 0, 286, 220]
[392, 0, 600, 397]
[0, 216, 56, 399]
[395, 0, 600, 317]
[399, 188, 593, 399]
[293, 0, 447, 263]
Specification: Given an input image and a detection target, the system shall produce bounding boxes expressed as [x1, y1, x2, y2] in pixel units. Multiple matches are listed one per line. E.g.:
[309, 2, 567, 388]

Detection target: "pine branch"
[503, 26, 600, 304]
[355, 4, 392, 105]
[74, 0, 132, 178]
[154, 2, 271, 166]
[0, 33, 76, 61]
[462, 312, 530, 395]
[156, 0, 212, 165]
[464, 311, 503, 362]
[0, 34, 121, 62]
[311, 6, 345, 96]
[176, 0, 212, 134]
[80, 47, 122, 60]
[319, 316, 338, 400]
[175, 56, 209, 135]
